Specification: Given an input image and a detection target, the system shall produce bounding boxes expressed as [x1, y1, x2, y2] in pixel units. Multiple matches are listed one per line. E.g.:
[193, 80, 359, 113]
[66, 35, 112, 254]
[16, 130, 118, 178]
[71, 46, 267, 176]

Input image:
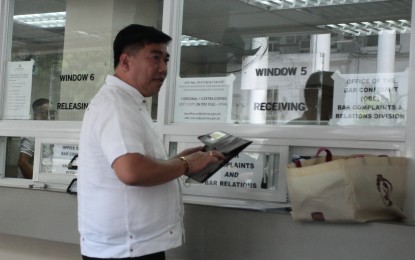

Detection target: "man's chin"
[153, 81, 164, 89]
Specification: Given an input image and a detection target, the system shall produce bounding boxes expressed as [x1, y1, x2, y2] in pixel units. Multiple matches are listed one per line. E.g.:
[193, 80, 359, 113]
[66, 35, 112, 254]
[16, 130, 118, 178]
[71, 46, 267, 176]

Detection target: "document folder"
[188, 131, 252, 183]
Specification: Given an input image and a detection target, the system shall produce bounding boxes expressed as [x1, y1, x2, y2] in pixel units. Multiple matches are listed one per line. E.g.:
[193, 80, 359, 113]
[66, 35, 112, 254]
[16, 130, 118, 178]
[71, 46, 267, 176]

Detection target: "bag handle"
[315, 147, 332, 162]
[293, 147, 332, 168]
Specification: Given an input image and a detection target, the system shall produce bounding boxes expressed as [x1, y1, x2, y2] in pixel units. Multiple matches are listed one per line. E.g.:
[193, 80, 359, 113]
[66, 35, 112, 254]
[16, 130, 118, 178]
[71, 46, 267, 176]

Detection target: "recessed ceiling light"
[240, 0, 386, 10]
[319, 19, 411, 36]
[13, 12, 66, 28]
[181, 35, 219, 46]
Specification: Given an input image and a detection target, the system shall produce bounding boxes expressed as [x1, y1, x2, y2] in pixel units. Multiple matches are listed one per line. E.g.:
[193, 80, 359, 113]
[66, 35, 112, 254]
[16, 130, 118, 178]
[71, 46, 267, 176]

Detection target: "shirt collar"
[105, 75, 147, 105]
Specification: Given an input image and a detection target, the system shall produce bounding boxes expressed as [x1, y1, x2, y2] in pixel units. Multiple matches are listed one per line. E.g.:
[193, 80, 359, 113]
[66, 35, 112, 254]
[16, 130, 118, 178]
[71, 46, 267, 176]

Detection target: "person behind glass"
[77, 24, 225, 260]
[289, 71, 334, 125]
[17, 98, 55, 179]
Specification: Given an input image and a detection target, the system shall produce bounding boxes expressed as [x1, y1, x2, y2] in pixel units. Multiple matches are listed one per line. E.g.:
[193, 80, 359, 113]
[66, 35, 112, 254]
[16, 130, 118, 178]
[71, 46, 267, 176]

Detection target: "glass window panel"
[5, 137, 20, 178]
[40, 143, 77, 175]
[4, 136, 34, 179]
[5, 0, 164, 121]
[0, 137, 79, 180]
[183, 152, 280, 191]
[176, 0, 411, 126]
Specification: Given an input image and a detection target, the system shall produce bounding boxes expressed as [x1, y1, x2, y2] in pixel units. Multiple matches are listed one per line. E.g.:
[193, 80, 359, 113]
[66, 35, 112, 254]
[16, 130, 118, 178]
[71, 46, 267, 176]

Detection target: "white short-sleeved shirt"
[17, 137, 35, 178]
[78, 75, 183, 258]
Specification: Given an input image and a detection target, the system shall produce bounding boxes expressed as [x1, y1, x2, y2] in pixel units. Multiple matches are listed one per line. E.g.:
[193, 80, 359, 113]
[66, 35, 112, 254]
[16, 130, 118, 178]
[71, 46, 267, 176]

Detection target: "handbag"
[285, 148, 407, 222]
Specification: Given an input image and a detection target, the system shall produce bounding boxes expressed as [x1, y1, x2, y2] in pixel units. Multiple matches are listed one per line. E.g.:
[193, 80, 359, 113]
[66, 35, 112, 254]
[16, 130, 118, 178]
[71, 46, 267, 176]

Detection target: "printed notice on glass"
[53, 144, 78, 174]
[4, 60, 34, 119]
[174, 75, 235, 123]
[203, 152, 264, 189]
[41, 144, 78, 175]
[331, 70, 408, 126]
[241, 53, 316, 90]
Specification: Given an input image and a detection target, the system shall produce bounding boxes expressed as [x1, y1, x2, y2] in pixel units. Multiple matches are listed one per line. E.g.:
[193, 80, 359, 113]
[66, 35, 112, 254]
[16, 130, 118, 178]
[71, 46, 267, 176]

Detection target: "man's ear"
[118, 53, 130, 71]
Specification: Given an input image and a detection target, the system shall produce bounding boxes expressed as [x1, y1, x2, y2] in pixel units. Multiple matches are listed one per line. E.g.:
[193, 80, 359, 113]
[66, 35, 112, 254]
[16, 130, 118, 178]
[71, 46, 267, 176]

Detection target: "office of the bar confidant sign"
[41, 144, 78, 175]
[331, 70, 408, 126]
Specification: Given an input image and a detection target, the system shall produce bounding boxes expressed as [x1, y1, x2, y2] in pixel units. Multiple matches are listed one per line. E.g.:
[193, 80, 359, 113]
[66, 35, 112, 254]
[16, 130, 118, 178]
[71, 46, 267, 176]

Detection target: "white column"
[377, 29, 396, 73]
[376, 30, 396, 105]
[403, 1, 415, 220]
[241, 37, 269, 124]
[309, 34, 331, 123]
[58, 0, 115, 120]
[248, 89, 268, 124]
[58, 0, 159, 120]
[310, 33, 331, 71]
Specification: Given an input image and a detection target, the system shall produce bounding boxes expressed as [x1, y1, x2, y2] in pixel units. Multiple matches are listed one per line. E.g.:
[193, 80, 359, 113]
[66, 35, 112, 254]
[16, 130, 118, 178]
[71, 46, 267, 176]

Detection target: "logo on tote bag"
[376, 174, 393, 206]
[311, 212, 325, 221]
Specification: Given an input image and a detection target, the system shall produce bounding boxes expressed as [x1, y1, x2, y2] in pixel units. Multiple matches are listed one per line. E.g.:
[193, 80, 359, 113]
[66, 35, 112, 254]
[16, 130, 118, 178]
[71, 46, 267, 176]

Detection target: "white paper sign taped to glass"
[4, 60, 34, 119]
[41, 144, 78, 175]
[204, 152, 264, 189]
[240, 53, 324, 124]
[174, 75, 235, 123]
[331, 70, 408, 126]
[240, 53, 319, 90]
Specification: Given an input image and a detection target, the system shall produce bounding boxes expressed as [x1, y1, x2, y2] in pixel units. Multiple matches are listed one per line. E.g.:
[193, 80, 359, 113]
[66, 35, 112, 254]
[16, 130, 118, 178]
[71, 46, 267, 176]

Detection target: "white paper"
[174, 75, 235, 123]
[4, 60, 34, 119]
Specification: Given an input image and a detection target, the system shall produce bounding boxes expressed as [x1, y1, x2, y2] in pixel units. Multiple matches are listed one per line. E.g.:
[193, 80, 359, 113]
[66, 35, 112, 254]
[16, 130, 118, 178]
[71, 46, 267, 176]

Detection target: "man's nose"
[159, 61, 168, 73]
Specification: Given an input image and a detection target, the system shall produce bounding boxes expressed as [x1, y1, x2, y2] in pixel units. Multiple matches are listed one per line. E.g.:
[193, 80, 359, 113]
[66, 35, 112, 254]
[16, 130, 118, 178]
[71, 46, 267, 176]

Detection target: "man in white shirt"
[78, 24, 224, 260]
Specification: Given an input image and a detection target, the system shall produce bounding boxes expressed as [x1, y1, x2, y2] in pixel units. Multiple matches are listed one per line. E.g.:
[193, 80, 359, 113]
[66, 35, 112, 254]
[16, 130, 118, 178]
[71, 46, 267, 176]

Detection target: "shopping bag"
[286, 148, 407, 222]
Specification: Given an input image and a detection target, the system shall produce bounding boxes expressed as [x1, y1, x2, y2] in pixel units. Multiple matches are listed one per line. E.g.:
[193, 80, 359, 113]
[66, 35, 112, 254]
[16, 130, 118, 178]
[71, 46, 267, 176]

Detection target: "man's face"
[124, 43, 169, 97]
[33, 103, 55, 120]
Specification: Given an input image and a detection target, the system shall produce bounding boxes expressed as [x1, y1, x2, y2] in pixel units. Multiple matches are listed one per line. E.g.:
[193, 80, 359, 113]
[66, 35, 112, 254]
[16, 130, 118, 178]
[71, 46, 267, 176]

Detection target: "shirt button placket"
[129, 234, 134, 254]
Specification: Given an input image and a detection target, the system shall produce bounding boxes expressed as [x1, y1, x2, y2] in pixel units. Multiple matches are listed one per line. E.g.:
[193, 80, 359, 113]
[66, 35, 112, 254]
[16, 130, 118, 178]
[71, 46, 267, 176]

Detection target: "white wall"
[0, 187, 415, 260]
[0, 234, 80, 260]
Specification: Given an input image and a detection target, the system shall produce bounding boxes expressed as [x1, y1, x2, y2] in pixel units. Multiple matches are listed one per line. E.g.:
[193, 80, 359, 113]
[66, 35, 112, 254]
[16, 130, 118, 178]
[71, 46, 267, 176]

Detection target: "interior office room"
[0, 0, 415, 259]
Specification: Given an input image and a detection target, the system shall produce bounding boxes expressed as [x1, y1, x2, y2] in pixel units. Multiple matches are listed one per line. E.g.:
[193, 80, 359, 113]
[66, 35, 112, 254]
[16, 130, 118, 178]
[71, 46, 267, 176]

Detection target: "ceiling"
[12, 0, 66, 52]
[182, 0, 412, 41]
[10, 0, 412, 54]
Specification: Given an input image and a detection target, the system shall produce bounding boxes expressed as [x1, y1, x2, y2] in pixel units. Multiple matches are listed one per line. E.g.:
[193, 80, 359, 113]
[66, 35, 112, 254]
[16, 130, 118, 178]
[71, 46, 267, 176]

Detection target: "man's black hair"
[32, 98, 49, 111]
[113, 24, 172, 68]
